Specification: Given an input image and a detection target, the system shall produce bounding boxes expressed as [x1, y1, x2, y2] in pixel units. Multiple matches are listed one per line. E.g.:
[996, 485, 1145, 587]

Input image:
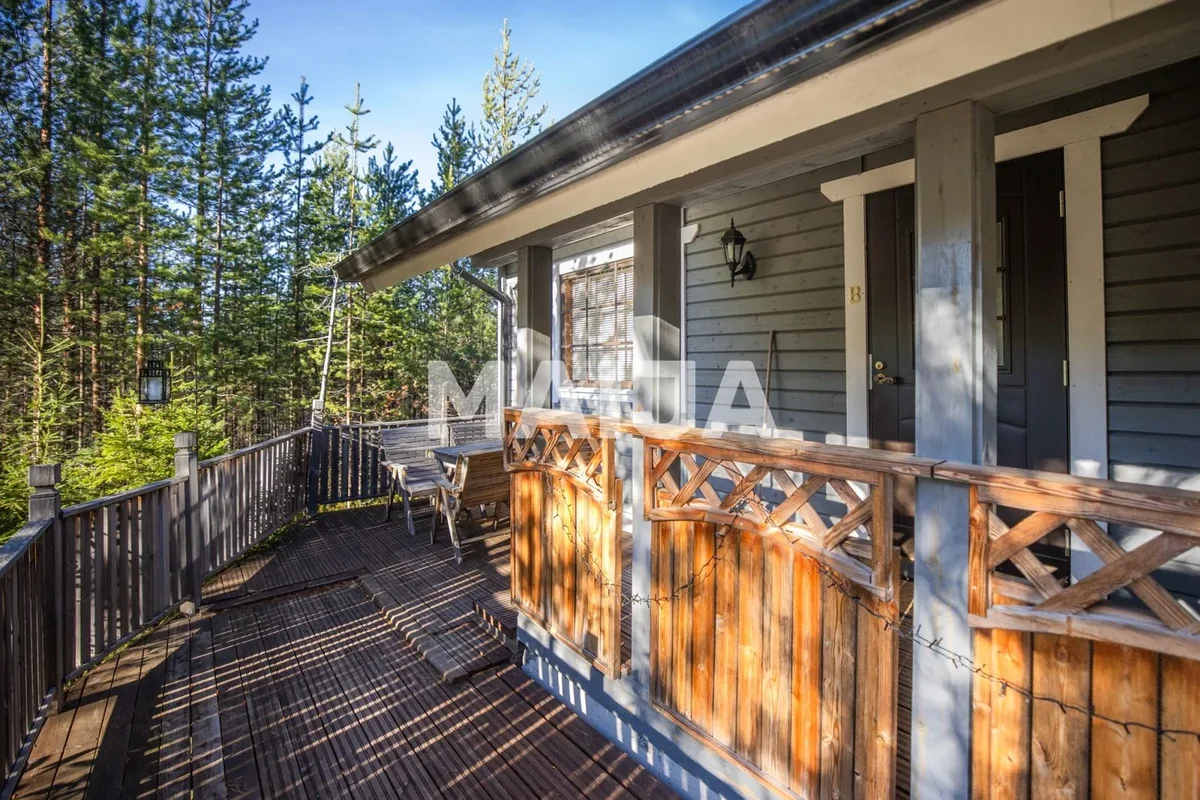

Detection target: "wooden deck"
[13, 506, 670, 799]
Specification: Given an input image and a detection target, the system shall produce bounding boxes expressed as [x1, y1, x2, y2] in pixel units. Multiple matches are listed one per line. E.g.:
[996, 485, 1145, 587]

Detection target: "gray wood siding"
[684, 172, 846, 439]
[1103, 71, 1200, 488]
[1101, 65, 1200, 598]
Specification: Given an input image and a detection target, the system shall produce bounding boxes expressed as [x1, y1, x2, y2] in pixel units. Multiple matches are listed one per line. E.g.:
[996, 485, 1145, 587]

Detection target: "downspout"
[450, 263, 513, 422]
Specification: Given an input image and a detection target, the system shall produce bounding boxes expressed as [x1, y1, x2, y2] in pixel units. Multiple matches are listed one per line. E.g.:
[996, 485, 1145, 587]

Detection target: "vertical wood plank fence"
[505, 409, 624, 675]
[641, 430, 927, 799]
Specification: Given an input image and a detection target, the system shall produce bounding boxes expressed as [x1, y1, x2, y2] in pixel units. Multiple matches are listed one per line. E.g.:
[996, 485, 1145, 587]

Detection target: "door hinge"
[1063, 359, 1069, 387]
[1059, 190, 1065, 218]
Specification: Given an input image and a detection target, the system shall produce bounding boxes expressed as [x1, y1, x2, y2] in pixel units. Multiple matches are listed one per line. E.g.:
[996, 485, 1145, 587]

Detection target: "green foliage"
[479, 18, 547, 163]
[64, 379, 228, 504]
[0, 3, 543, 540]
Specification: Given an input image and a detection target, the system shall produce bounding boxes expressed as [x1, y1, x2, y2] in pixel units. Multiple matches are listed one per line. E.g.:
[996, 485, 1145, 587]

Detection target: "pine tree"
[427, 98, 476, 200]
[479, 19, 546, 165]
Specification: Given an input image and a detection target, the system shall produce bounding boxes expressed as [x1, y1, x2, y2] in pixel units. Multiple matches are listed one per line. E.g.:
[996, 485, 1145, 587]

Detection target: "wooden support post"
[515, 245, 553, 408]
[631, 203, 682, 696]
[911, 100, 996, 799]
[28, 464, 63, 713]
[174, 432, 202, 605]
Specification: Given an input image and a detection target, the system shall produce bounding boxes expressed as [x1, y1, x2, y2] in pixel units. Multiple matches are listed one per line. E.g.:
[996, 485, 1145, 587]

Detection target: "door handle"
[875, 372, 900, 385]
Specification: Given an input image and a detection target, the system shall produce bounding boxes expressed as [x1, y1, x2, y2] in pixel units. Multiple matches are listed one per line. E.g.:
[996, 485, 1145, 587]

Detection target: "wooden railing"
[198, 430, 309, 576]
[504, 408, 623, 675]
[59, 475, 186, 672]
[949, 462, 1200, 797]
[642, 427, 938, 798]
[311, 415, 489, 506]
[504, 409, 1200, 799]
[0, 427, 319, 789]
[0, 517, 55, 784]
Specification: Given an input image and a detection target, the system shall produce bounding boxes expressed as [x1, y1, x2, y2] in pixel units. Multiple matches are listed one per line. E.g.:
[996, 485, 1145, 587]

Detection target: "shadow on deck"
[14, 506, 670, 799]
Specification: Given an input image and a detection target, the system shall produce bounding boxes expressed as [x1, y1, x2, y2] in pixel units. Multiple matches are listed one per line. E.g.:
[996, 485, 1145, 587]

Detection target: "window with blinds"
[561, 259, 634, 387]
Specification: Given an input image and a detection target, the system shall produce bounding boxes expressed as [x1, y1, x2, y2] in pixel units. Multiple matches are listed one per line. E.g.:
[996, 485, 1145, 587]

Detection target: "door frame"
[822, 94, 1149, 482]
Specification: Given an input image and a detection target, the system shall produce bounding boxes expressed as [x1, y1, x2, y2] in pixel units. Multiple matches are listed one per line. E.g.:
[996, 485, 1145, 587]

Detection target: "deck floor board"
[14, 506, 672, 800]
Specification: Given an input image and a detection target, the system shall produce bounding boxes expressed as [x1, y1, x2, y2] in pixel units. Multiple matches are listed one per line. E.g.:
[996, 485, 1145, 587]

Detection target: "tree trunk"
[31, 0, 53, 458]
[135, 0, 156, 376]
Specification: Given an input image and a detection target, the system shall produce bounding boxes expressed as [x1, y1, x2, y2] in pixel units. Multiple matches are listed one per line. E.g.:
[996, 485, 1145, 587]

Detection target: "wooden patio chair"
[431, 448, 510, 564]
[448, 419, 490, 445]
[381, 426, 443, 537]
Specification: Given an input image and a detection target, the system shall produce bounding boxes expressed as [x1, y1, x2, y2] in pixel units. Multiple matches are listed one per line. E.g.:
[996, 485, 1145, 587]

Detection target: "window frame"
[560, 258, 635, 389]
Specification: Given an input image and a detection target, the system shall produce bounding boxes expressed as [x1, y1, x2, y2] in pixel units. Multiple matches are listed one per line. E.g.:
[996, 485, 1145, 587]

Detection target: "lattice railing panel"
[644, 438, 897, 599]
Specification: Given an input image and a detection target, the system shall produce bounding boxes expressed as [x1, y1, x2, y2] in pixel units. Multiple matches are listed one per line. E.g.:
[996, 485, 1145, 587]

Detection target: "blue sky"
[251, 0, 746, 187]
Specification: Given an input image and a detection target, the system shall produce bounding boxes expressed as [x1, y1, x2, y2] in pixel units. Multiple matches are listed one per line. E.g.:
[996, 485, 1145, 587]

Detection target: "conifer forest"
[0, 1, 547, 536]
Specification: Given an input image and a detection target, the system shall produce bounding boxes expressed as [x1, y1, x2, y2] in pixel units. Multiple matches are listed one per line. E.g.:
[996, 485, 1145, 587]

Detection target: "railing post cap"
[28, 463, 61, 487]
[174, 431, 197, 449]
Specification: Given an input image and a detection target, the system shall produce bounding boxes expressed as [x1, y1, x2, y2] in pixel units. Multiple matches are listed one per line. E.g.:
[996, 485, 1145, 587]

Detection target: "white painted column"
[911, 100, 997, 799]
[515, 245, 553, 408]
[842, 195, 869, 448]
[1064, 137, 1109, 580]
[630, 203, 682, 695]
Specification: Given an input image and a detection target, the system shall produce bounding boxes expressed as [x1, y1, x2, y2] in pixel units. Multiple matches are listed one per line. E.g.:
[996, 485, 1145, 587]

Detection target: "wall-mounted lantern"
[138, 353, 171, 405]
[721, 218, 756, 286]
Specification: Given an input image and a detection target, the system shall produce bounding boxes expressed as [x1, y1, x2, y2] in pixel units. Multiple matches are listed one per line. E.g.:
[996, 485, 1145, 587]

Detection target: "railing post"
[28, 464, 63, 713]
[174, 432, 202, 605]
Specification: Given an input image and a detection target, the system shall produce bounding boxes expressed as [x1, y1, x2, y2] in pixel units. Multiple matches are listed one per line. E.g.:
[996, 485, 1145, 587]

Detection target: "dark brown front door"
[867, 151, 1070, 513]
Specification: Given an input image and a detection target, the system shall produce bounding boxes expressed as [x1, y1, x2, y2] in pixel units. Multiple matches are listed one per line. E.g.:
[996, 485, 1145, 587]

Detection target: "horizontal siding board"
[1103, 184, 1200, 225]
[1109, 432, 1200, 470]
[688, 286, 845, 319]
[687, 264, 843, 304]
[1104, 277, 1200, 313]
[1106, 310, 1200, 343]
[1101, 115, 1200, 167]
[1109, 404, 1200, 436]
[692, 369, 845, 394]
[1108, 343, 1200, 373]
[686, 188, 832, 229]
[687, 308, 844, 337]
[688, 330, 845, 353]
[1103, 213, 1200, 254]
[688, 246, 844, 286]
[1105, 247, 1200, 283]
[1109, 374, 1200, 405]
[1102, 149, 1200, 196]
[686, 228, 843, 271]
[552, 225, 632, 262]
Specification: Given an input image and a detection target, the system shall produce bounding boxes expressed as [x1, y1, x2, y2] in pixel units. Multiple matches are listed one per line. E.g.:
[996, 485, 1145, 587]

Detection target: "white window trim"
[554, 242, 637, 404]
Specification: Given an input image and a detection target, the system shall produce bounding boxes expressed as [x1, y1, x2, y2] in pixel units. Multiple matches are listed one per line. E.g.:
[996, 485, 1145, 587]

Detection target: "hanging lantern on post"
[139, 352, 171, 405]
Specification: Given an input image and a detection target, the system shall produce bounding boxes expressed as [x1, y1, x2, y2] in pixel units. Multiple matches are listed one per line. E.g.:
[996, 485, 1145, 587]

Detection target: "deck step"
[359, 574, 512, 683]
[471, 598, 520, 655]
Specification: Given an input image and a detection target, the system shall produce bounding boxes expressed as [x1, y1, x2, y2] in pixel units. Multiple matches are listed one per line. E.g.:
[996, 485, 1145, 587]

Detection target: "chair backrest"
[449, 419, 491, 446]
[379, 426, 438, 464]
[455, 450, 510, 506]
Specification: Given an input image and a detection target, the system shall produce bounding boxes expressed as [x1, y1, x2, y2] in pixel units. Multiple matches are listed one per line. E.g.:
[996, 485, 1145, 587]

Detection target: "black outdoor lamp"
[721, 218, 756, 286]
[138, 352, 171, 405]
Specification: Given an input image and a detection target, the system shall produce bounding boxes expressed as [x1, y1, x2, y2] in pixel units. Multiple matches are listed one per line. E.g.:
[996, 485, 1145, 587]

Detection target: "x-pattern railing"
[950, 462, 1200, 659]
[644, 438, 897, 599]
[504, 415, 614, 506]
